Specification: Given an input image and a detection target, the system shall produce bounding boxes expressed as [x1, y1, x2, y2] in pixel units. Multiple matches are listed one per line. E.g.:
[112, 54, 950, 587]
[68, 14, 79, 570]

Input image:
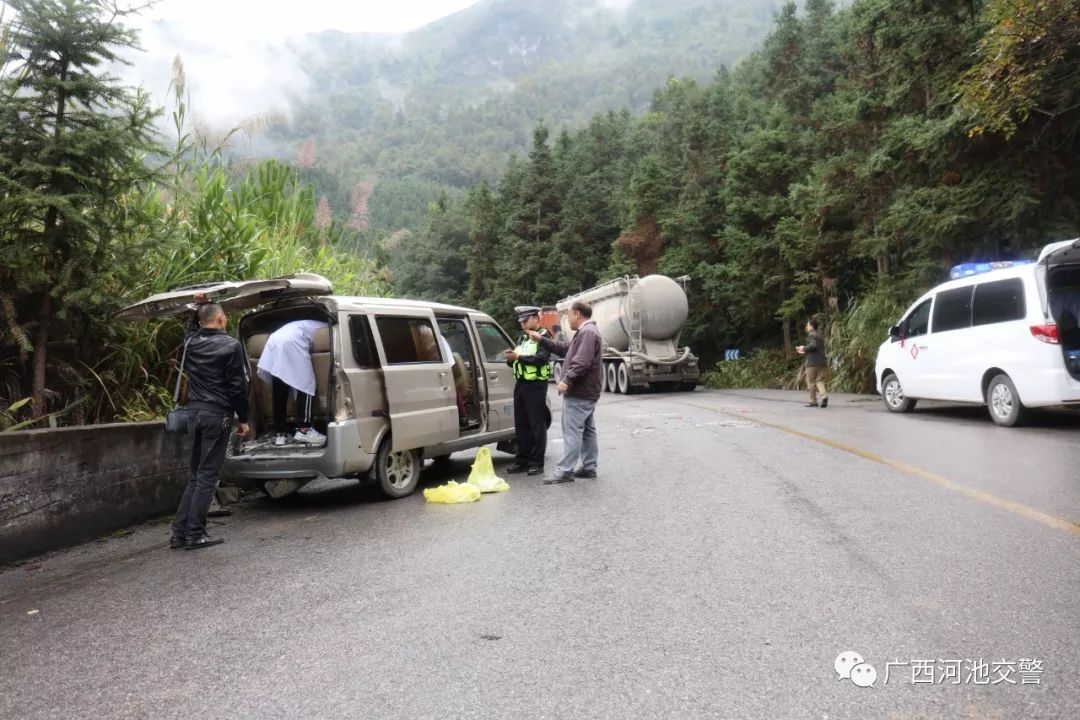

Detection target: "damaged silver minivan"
[119, 274, 545, 498]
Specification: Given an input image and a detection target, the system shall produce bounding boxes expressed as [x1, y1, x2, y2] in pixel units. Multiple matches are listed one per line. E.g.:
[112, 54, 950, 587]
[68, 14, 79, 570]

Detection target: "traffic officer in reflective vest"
[503, 306, 552, 475]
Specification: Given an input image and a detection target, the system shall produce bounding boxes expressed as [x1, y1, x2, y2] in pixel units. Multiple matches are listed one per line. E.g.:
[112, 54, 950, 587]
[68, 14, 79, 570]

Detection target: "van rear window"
[932, 287, 973, 333]
[973, 278, 1026, 326]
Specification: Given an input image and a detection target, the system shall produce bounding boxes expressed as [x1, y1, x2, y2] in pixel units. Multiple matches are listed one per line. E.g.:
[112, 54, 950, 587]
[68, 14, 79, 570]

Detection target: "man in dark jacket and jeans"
[171, 300, 250, 550]
[797, 317, 829, 408]
[528, 301, 604, 484]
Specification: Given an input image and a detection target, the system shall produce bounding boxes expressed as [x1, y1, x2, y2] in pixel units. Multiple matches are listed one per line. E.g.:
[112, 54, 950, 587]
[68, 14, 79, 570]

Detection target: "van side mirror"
[889, 325, 901, 340]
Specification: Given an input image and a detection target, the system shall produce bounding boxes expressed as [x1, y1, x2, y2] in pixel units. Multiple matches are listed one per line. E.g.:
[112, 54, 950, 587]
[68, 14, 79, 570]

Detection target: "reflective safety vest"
[513, 334, 551, 382]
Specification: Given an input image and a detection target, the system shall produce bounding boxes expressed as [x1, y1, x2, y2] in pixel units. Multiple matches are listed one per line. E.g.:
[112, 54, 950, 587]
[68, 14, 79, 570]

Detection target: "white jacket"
[256, 320, 327, 397]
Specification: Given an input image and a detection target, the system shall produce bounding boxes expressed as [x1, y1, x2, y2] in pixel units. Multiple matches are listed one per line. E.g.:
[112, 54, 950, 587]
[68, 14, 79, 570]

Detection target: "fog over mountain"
[126, 0, 792, 234]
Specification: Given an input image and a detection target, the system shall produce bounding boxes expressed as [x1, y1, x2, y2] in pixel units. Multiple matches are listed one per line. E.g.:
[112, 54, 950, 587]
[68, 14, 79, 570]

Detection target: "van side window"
[476, 322, 513, 362]
[901, 299, 932, 339]
[375, 317, 444, 364]
[973, 278, 1026, 326]
[932, 287, 973, 333]
[348, 315, 378, 367]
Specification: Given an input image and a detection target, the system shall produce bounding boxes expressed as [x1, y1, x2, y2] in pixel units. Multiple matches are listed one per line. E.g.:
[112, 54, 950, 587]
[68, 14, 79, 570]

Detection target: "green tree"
[0, 0, 160, 417]
[390, 193, 471, 304]
[959, 0, 1080, 141]
[465, 181, 499, 306]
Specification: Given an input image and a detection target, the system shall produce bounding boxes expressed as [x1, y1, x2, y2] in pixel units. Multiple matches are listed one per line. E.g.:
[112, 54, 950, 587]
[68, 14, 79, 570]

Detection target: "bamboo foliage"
[0, 35, 388, 429]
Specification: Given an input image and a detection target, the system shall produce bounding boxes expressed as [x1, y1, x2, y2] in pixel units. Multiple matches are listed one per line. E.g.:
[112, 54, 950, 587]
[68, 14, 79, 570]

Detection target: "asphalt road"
[2, 389, 1078, 719]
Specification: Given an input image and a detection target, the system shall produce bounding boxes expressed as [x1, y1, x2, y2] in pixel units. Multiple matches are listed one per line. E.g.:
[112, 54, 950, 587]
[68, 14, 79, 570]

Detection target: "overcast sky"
[122, 0, 482, 134]
[137, 0, 483, 40]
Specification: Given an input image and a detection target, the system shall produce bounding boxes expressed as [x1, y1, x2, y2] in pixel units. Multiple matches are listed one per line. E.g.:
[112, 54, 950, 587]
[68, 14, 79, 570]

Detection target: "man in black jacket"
[796, 317, 829, 408]
[170, 300, 250, 550]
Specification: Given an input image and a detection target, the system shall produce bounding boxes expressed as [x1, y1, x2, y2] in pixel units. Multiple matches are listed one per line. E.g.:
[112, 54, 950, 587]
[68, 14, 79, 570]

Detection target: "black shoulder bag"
[164, 335, 194, 434]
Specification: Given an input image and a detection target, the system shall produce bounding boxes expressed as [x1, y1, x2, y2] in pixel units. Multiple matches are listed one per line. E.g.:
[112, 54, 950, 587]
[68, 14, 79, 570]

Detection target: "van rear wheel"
[882, 373, 916, 413]
[374, 435, 421, 498]
[987, 374, 1025, 427]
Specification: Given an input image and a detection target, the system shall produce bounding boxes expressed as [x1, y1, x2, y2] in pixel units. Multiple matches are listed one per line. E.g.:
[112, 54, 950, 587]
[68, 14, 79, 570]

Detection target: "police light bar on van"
[949, 260, 1033, 280]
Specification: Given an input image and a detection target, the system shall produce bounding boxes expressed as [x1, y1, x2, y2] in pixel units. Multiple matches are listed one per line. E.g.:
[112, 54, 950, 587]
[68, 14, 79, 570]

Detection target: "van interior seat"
[245, 329, 330, 424]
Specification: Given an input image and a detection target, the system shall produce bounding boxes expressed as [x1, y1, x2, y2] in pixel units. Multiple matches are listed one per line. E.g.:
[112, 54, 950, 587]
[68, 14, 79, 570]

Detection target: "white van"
[875, 239, 1080, 426]
[119, 275, 544, 497]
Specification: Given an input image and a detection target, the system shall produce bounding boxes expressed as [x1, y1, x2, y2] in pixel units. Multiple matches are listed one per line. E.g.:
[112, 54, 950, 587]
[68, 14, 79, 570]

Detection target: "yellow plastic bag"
[466, 447, 510, 493]
[423, 480, 481, 504]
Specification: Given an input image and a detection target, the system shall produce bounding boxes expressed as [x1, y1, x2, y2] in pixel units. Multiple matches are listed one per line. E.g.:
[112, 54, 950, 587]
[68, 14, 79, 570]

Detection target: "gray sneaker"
[293, 428, 326, 446]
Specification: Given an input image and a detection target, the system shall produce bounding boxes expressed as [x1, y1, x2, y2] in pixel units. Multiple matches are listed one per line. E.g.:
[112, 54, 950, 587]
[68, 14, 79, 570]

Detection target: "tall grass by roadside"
[1, 62, 388, 430]
[702, 349, 803, 390]
[827, 284, 909, 393]
[702, 284, 913, 395]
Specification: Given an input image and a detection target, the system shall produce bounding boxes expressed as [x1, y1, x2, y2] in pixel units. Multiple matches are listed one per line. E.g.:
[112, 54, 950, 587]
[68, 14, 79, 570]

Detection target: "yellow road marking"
[674, 398, 1080, 538]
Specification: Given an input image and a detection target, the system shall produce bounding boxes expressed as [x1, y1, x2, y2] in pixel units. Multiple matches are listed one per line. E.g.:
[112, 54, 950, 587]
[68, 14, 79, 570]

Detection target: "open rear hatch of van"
[116, 274, 334, 320]
[117, 274, 340, 462]
[1040, 239, 1080, 381]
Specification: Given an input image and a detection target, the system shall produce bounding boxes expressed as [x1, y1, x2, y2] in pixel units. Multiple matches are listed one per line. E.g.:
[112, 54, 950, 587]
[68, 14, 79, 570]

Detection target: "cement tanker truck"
[551, 274, 700, 394]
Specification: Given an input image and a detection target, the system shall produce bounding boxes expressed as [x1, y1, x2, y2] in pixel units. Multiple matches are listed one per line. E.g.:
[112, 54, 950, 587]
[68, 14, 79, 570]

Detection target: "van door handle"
[438, 371, 449, 390]
[488, 371, 499, 381]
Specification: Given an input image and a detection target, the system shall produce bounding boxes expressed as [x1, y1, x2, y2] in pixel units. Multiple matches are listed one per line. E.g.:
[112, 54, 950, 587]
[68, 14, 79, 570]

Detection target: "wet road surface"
[2, 389, 1078, 719]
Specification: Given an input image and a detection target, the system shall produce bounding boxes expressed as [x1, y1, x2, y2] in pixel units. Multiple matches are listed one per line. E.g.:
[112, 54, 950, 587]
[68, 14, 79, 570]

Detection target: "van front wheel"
[882, 373, 916, 413]
[987, 374, 1025, 427]
[374, 436, 421, 498]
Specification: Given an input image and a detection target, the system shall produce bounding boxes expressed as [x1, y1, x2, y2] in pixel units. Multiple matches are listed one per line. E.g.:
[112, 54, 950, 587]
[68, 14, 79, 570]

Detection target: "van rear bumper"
[223, 421, 374, 486]
[1015, 368, 1080, 408]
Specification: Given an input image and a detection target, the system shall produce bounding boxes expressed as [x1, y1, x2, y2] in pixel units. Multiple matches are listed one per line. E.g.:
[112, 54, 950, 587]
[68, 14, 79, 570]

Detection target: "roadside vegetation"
[2, 0, 1079, 424]
[0, 1, 386, 430]
[390, 0, 1080, 393]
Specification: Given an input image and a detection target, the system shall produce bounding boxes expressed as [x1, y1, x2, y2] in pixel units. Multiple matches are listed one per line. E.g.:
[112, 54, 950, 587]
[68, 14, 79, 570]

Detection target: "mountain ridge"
[260, 0, 791, 235]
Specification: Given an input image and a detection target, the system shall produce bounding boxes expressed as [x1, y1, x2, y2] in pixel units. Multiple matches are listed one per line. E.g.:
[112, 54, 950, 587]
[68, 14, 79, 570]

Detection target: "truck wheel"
[374, 435, 421, 498]
[881, 373, 916, 413]
[986, 374, 1025, 427]
[606, 363, 618, 393]
[616, 363, 631, 394]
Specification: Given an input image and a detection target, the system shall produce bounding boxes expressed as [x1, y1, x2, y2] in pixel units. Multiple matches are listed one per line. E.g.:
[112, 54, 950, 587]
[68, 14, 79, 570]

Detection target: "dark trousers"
[172, 410, 231, 541]
[272, 375, 313, 434]
[514, 380, 548, 468]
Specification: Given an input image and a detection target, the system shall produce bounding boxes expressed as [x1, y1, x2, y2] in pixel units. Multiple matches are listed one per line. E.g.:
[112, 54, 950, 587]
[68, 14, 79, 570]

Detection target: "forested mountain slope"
[267, 0, 787, 235]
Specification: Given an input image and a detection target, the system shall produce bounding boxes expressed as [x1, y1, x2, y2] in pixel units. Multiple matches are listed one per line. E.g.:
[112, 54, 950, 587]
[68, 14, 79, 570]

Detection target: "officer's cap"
[515, 305, 541, 322]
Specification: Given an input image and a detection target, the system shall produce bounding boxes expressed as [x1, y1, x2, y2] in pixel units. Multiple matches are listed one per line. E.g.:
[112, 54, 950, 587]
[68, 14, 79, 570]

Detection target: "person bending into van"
[172, 299, 250, 550]
[528, 301, 604, 484]
[504, 305, 552, 476]
[257, 319, 328, 447]
[797, 317, 829, 408]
